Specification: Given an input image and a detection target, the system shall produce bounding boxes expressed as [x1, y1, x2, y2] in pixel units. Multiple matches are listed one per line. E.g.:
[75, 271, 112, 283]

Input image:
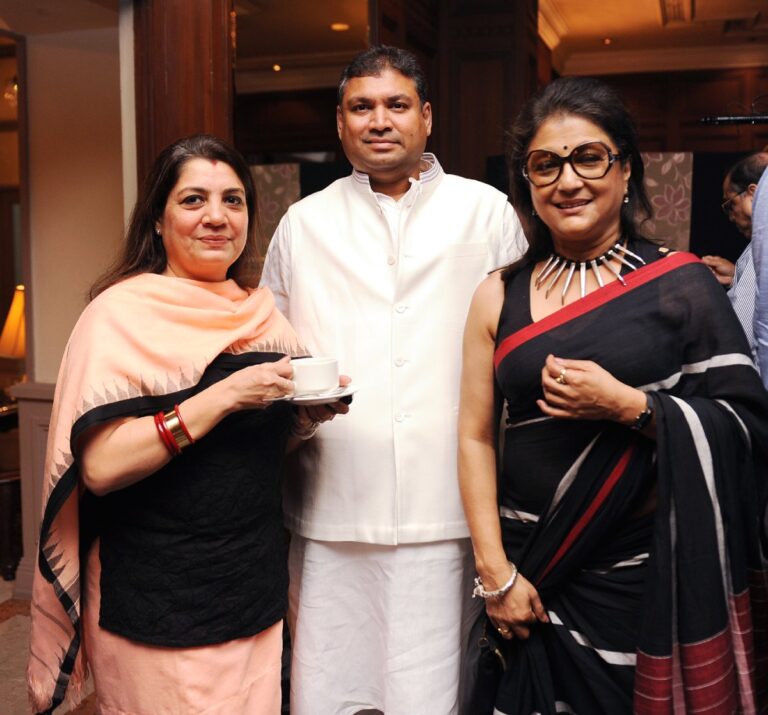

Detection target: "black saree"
[484, 245, 768, 715]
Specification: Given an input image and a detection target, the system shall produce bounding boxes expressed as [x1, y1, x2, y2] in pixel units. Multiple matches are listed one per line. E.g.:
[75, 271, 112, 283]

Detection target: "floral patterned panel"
[250, 163, 301, 252]
[641, 152, 693, 252]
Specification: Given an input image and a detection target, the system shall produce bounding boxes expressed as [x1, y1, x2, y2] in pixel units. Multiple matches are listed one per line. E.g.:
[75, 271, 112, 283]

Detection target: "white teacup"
[291, 357, 339, 395]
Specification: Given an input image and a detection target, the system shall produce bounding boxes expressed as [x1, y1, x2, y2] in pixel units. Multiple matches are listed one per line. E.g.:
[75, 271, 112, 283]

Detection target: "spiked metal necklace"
[535, 241, 646, 304]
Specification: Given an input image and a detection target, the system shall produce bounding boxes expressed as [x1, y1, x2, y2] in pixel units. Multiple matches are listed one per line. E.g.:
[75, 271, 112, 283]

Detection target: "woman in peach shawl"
[27, 135, 347, 714]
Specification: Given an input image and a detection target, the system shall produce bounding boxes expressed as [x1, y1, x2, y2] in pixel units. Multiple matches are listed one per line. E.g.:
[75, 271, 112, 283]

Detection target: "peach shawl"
[27, 273, 306, 713]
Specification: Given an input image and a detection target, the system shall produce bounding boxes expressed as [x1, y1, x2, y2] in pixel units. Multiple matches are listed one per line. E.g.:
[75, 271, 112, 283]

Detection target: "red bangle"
[173, 404, 195, 444]
[154, 411, 180, 456]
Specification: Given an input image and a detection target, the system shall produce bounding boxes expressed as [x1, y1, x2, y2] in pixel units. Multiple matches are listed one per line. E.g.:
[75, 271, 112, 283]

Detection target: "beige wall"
[27, 27, 124, 382]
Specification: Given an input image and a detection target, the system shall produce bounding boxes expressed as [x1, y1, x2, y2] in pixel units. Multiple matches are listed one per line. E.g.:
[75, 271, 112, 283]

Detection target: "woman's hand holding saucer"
[225, 356, 295, 410]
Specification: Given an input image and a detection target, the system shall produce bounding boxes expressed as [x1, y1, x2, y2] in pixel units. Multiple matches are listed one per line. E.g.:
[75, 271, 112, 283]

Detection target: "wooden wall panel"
[608, 74, 673, 151]
[234, 89, 339, 158]
[599, 67, 768, 153]
[403, 0, 439, 118]
[404, 0, 440, 52]
[457, 59, 505, 181]
[537, 38, 553, 88]
[676, 73, 749, 116]
[371, 0, 405, 46]
[134, 0, 234, 181]
[754, 67, 768, 150]
[437, 0, 538, 180]
[754, 126, 768, 151]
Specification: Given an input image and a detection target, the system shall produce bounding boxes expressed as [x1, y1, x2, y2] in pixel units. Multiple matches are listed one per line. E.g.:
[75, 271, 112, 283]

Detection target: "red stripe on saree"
[682, 630, 740, 714]
[636, 626, 755, 714]
[494, 252, 699, 370]
[634, 652, 674, 715]
[682, 631, 739, 712]
[537, 443, 635, 583]
[730, 590, 758, 714]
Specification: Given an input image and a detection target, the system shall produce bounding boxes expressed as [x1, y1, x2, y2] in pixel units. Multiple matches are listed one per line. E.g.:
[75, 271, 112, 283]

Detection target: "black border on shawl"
[36, 349, 288, 714]
[68, 351, 286, 449]
[70, 389, 196, 453]
[35, 466, 81, 714]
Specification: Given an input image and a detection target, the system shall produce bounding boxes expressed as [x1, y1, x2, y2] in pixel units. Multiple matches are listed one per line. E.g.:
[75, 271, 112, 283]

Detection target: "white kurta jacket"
[261, 154, 526, 544]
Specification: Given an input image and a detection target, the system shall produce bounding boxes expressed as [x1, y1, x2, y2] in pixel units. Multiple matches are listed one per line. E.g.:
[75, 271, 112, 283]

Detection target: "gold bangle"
[163, 409, 192, 450]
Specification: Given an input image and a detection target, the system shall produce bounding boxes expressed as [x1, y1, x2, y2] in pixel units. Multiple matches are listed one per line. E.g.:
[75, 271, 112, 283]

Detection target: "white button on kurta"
[261, 154, 527, 545]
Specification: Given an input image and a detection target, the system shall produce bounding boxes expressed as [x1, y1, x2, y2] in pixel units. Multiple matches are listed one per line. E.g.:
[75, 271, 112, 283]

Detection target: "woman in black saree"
[459, 76, 768, 714]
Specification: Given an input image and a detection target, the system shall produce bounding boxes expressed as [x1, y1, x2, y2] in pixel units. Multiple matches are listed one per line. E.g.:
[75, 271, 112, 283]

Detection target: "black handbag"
[461, 614, 507, 715]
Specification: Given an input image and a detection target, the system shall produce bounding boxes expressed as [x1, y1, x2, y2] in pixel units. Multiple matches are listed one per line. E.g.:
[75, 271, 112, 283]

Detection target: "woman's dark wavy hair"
[90, 134, 261, 299]
[508, 76, 653, 264]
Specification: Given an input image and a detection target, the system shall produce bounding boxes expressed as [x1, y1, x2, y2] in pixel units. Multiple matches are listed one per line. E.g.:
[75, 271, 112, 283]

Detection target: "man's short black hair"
[337, 45, 428, 106]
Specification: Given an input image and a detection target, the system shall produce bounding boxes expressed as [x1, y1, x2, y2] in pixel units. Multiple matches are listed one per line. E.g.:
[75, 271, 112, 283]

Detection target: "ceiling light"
[603, 37, 612, 46]
[330, 22, 350, 32]
[272, 64, 281, 72]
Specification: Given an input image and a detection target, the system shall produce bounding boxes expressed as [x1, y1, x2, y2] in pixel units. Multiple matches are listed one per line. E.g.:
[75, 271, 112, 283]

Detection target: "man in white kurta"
[260, 46, 526, 715]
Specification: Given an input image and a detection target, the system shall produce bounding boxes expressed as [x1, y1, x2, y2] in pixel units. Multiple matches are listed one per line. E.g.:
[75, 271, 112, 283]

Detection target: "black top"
[92, 352, 293, 647]
[494, 240, 664, 514]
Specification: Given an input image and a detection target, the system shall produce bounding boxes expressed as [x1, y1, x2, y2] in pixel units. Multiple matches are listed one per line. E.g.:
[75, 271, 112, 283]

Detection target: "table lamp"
[0, 285, 26, 408]
[0, 285, 25, 360]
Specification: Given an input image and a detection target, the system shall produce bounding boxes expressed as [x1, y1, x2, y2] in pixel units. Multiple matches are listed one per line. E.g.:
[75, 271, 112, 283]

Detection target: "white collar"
[351, 153, 442, 189]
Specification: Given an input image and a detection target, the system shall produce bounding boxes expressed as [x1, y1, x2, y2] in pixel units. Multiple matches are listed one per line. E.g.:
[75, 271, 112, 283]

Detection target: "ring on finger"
[555, 367, 568, 385]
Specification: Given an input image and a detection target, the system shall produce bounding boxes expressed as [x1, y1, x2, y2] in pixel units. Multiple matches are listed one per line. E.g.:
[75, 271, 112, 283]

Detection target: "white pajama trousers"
[287, 536, 480, 715]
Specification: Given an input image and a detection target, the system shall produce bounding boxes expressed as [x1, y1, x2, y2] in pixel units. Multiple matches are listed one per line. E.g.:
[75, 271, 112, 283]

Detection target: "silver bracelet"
[472, 562, 518, 600]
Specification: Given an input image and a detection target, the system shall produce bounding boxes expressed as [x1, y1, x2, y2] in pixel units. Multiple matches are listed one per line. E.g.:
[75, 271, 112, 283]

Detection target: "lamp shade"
[0, 285, 25, 359]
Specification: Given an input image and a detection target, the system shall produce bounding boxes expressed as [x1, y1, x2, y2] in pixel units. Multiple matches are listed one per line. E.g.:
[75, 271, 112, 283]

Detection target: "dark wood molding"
[0, 121, 18, 133]
[133, 0, 235, 181]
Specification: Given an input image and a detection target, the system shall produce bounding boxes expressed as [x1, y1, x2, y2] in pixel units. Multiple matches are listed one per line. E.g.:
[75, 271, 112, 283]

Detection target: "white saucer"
[279, 385, 357, 406]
